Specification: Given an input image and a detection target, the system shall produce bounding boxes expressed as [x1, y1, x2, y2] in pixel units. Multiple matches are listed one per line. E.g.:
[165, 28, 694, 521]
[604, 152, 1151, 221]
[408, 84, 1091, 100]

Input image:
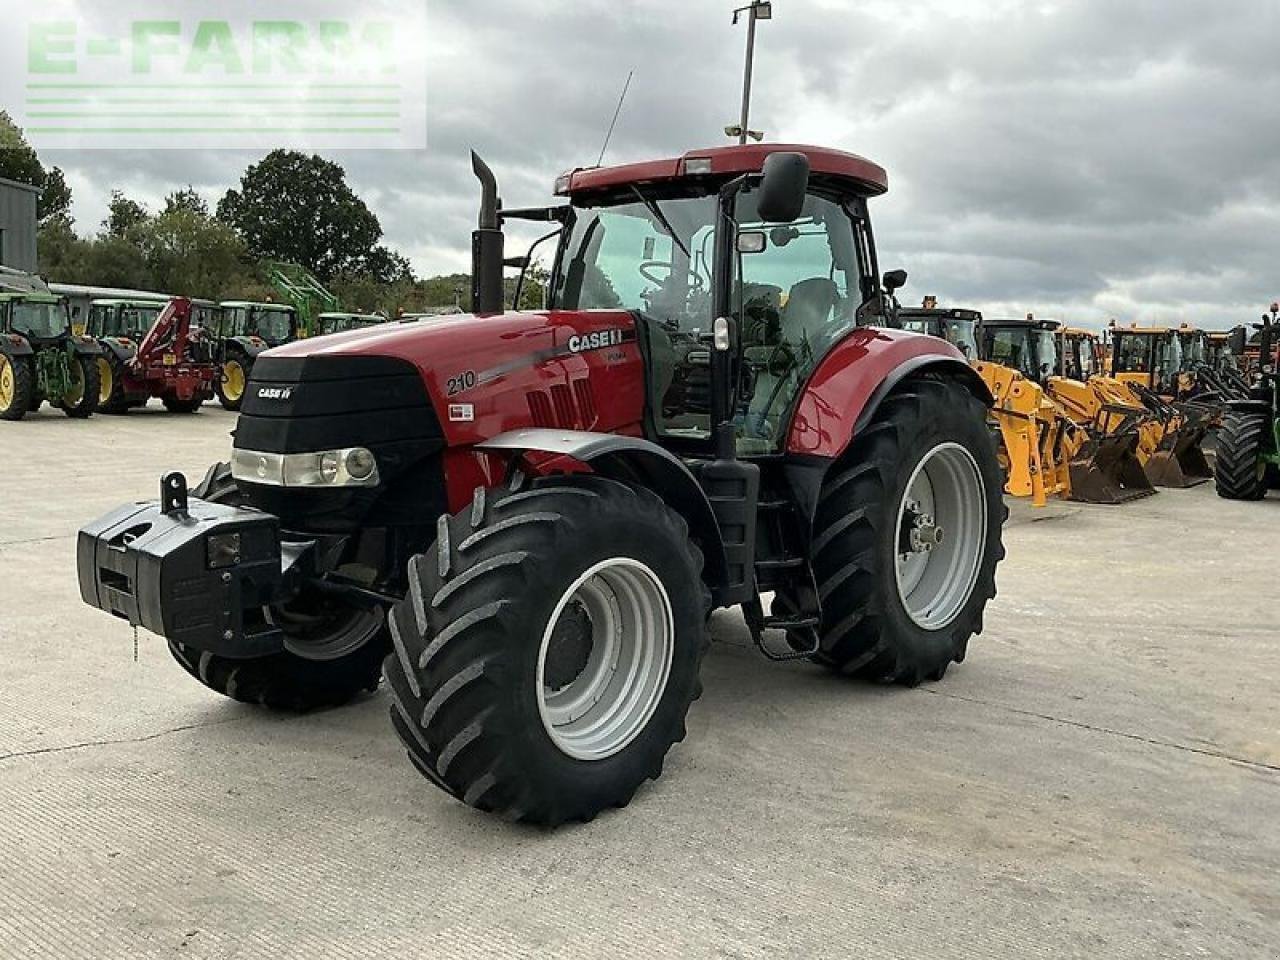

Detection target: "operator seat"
[783, 278, 839, 342]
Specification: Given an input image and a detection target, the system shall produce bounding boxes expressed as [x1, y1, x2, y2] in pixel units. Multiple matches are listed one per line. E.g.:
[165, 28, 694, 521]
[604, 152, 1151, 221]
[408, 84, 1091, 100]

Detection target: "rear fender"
[787, 327, 990, 460]
[478, 429, 728, 591]
[1225, 399, 1272, 416]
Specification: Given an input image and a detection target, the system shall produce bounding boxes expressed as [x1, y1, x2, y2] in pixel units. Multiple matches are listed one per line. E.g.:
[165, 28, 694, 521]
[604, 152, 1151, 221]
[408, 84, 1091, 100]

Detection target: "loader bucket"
[1145, 424, 1213, 488]
[1067, 432, 1158, 504]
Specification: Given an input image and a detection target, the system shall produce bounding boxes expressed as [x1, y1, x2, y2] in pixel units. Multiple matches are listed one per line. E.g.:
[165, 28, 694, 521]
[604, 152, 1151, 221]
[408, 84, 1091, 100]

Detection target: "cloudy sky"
[23, 0, 1280, 327]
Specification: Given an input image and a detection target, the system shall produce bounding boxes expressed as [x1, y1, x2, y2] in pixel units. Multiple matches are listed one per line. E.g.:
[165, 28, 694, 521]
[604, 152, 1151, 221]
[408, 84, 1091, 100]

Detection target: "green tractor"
[211, 301, 300, 411]
[0, 290, 102, 421]
[1215, 305, 1280, 500]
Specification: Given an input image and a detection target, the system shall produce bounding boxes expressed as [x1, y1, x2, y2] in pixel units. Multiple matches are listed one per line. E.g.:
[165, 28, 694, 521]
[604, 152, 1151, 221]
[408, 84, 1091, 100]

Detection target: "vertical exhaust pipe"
[470, 151, 505, 315]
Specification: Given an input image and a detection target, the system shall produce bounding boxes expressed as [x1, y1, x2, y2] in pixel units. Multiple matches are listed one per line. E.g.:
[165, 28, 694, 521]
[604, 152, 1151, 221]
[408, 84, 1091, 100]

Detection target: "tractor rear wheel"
[162, 393, 204, 414]
[58, 353, 100, 419]
[98, 352, 133, 414]
[216, 353, 248, 411]
[164, 462, 388, 711]
[95, 356, 114, 409]
[1214, 412, 1269, 501]
[811, 378, 1005, 685]
[0, 354, 34, 421]
[383, 476, 709, 826]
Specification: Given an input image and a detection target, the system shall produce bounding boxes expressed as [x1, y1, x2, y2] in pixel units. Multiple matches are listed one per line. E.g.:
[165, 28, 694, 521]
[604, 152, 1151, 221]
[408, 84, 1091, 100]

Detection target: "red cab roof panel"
[558, 143, 888, 198]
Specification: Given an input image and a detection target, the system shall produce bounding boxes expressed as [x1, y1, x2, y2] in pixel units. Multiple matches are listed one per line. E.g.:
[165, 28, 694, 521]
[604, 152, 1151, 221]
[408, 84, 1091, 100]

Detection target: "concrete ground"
[1, 404, 1277, 959]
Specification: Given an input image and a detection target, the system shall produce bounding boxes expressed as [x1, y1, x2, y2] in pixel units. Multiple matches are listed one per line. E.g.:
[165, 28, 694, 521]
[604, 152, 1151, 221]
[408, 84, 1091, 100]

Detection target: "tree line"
[0, 112, 545, 315]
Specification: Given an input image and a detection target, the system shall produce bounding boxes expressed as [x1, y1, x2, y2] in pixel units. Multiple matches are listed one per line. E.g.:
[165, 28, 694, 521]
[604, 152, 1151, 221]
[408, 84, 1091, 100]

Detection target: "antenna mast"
[597, 70, 634, 167]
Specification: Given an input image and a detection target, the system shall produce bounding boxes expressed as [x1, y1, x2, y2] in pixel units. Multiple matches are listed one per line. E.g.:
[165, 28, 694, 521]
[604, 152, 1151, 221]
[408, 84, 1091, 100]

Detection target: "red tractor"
[90, 297, 217, 413]
[77, 145, 1005, 824]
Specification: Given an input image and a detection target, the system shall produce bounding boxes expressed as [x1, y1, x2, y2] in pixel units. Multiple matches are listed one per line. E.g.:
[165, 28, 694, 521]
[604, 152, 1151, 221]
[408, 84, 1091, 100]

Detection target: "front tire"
[58, 353, 100, 419]
[162, 393, 204, 414]
[216, 354, 248, 411]
[1214, 413, 1269, 501]
[811, 378, 1005, 684]
[164, 462, 389, 711]
[383, 476, 710, 826]
[0, 354, 33, 421]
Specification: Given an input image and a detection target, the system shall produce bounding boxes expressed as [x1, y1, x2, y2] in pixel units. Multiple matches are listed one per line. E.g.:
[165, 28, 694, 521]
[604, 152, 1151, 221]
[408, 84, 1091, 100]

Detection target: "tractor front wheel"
[164, 463, 389, 710]
[1214, 412, 1269, 501]
[216, 354, 248, 411]
[0, 354, 34, 421]
[58, 353, 100, 419]
[811, 378, 1005, 684]
[384, 476, 710, 826]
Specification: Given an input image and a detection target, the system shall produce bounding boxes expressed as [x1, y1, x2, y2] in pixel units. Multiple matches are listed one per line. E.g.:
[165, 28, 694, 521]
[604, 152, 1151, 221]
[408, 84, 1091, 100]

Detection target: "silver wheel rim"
[894, 442, 987, 630]
[537, 558, 674, 761]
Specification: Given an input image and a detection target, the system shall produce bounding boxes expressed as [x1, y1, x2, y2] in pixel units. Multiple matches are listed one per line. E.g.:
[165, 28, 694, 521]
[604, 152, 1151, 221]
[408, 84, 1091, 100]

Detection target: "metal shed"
[0, 176, 39, 273]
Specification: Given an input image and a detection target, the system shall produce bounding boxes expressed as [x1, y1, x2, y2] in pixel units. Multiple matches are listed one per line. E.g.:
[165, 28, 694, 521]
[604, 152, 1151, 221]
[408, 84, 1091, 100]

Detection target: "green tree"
[218, 150, 384, 282]
[36, 214, 91, 281]
[136, 205, 254, 300]
[163, 186, 209, 218]
[0, 111, 73, 222]
[83, 236, 155, 289]
[103, 190, 149, 239]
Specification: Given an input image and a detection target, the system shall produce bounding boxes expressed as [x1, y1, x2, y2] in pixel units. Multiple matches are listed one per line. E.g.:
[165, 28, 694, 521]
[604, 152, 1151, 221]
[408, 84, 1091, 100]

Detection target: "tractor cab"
[217, 301, 298, 347]
[896, 303, 982, 361]
[87, 299, 166, 343]
[2, 291, 73, 345]
[543, 145, 898, 456]
[980, 315, 1060, 383]
[1108, 324, 1184, 396]
[1058, 327, 1102, 381]
[317, 312, 384, 335]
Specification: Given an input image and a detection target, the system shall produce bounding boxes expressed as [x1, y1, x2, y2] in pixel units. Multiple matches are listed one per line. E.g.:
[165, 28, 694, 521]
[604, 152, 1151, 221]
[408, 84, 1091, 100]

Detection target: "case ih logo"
[567, 329, 624, 354]
[257, 387, 293, 401]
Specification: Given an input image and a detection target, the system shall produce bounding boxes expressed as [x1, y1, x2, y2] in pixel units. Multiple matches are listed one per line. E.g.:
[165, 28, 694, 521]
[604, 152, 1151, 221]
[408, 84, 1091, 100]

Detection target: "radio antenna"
[597, 69, 634, 167]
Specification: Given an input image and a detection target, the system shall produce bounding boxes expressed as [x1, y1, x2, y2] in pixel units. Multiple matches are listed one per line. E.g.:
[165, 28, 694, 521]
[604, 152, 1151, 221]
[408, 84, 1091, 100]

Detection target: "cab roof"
[319, 312, 381, 320]
[91, 298, 164, 308]
[220, 301, 295, 311]
[557, 144, 888, 199]
[0, 292, 61, 304]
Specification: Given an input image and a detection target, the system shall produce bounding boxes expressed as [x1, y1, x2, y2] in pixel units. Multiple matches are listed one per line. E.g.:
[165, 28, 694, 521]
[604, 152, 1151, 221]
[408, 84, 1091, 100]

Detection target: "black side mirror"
[757, 152, 810, 223]
[883, 269, 908, 293]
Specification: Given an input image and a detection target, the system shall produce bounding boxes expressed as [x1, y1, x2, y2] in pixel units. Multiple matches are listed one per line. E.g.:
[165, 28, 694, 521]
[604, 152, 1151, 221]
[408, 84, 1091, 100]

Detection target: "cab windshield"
[552, 184, 867, 449]
[1035, 330, 1058, 380]
[101, 304, 162, 339]
[253, 309, 294, 345]
[984, 327, 1038, 379]
[12, 300, 69, 339]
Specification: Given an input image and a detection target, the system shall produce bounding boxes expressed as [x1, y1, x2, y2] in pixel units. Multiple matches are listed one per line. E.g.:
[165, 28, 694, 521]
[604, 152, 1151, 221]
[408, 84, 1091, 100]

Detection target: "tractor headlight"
[231, 447, 381, 488]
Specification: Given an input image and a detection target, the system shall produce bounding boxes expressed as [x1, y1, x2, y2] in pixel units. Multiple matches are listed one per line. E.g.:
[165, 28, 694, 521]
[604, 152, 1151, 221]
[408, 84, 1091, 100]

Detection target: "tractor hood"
[257, 309, 648, 449]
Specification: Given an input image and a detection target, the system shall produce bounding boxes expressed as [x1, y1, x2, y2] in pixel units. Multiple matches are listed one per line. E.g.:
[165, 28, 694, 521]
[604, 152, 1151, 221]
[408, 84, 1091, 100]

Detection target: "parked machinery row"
[2, 269, 391, 421]
[895, 302, 1255, 507]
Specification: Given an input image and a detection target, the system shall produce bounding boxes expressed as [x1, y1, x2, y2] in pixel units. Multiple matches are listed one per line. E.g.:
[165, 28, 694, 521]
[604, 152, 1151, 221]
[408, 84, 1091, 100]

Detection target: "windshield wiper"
[630, 186, 691, 261]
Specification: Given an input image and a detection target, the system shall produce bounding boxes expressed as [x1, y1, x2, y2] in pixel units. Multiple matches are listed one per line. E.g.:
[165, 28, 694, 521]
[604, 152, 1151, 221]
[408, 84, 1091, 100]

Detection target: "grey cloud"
[26, 0, 1280, 326]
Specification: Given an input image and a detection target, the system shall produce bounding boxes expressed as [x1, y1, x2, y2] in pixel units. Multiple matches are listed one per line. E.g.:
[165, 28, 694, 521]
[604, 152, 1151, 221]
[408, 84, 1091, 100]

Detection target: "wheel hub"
[544, 600, 594, 691]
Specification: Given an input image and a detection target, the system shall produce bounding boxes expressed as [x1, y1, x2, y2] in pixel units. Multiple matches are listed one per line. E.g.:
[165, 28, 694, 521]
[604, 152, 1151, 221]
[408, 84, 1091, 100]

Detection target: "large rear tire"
[811, 378, 1005, 684]
[98, 351, 134, 414]
[383, 476, 710, 826]
[0, 354, 33, 421]
[1214, 412, 1269, 501]
[164, 463, 389, 711]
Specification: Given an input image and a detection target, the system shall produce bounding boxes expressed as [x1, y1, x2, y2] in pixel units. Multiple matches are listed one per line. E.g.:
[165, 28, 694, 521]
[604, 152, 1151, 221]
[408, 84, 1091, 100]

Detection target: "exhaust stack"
[470, 151, 505, 315]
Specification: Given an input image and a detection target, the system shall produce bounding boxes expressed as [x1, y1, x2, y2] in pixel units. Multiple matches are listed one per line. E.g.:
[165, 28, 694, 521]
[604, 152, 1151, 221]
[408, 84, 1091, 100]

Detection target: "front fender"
[68, 334, 104, 357]
[229, 336, 268, 360]
[786, 327, 989, 459]
[1, 334, 34, 358]
[98, 337, 136, 363]
[478, 429, 728, 591]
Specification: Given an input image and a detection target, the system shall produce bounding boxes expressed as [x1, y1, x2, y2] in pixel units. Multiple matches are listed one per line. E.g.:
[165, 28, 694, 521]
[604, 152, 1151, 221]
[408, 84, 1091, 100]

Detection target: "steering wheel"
[639, 261, 672, 286]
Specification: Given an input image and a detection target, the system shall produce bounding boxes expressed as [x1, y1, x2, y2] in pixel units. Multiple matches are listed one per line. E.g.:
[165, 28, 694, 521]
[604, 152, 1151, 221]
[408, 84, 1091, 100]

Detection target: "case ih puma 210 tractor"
[77, 145, 1005, 825]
